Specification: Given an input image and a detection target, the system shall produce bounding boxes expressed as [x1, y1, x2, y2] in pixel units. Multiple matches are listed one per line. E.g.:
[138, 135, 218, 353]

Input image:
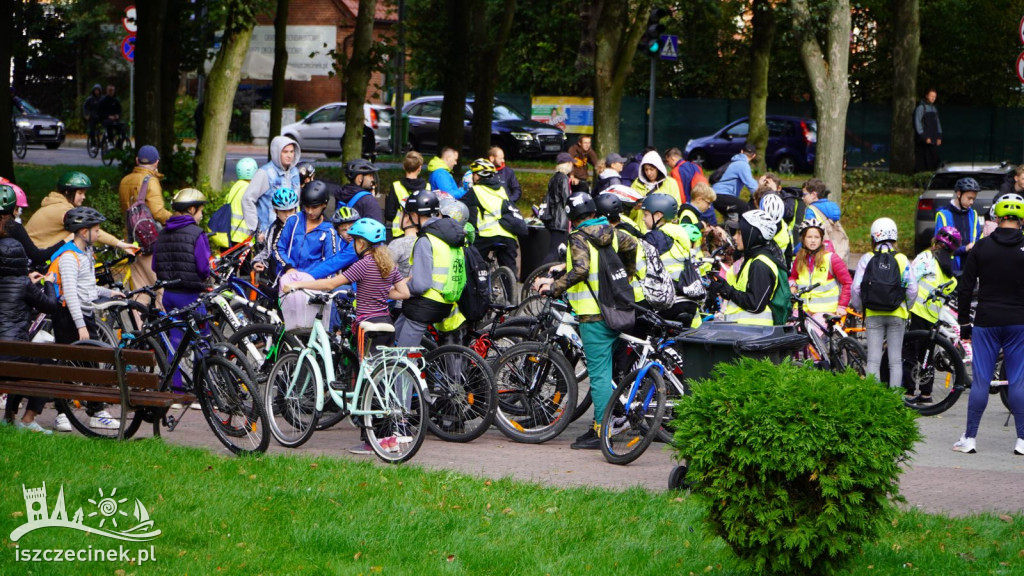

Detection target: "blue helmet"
[236, 157, 258, 180]
[348, 218, 386, 245]
[271, 186, 299, 210]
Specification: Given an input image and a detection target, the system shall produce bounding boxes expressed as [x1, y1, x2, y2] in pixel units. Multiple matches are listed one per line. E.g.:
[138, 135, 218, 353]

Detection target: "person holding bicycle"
[788, 218, 852, 324]
[463, 158, 526, 274]
[954, 193, 1024, 456]
[252, 186, 298, 288]
[82, 84, 103, 149]
[96, 85, 122, 141]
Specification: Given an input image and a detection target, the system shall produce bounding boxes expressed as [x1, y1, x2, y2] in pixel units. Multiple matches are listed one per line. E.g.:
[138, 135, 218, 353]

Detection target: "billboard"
[531, 96, 594, 134]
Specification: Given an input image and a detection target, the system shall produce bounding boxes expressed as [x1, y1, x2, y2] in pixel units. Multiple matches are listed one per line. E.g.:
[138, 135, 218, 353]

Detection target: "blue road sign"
[121, 35, 136, 63]
[659, 34, 679, 61]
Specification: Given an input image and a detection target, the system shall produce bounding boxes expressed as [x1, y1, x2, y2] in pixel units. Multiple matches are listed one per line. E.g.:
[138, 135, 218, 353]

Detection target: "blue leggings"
[966, 325, 1024, 439]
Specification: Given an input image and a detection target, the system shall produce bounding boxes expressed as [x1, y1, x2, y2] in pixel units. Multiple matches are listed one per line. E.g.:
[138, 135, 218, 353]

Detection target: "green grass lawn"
[0, 429, 1020, 575]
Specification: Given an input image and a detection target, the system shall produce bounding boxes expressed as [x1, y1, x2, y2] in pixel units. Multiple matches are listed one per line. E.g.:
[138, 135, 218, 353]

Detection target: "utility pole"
[638, 8, 667, 148]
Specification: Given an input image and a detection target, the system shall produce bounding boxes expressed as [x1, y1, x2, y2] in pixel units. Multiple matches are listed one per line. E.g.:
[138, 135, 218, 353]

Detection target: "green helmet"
[680, 223, 702, 244]
[236, 157, 259, 180]
[57, 171, 92, 194]
[0, 185, 17, 214]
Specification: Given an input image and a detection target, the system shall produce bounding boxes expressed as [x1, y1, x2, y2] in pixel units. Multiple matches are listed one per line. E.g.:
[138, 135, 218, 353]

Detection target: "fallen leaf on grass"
[447, 555, 456, 562]
[354, 552, 362, 560]
[309, 462, 318, 469]
[370, 566, 382, 572]
[999, 514, 1013, 523]
[11, 511, 23, 518]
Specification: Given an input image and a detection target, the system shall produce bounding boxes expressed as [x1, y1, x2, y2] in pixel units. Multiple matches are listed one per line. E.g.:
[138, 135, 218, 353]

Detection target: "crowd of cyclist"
[0, 134, 1021, 458]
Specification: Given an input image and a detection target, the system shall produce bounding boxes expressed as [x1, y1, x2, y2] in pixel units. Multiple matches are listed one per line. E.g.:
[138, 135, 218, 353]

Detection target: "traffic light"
[639, 7, 669, 56]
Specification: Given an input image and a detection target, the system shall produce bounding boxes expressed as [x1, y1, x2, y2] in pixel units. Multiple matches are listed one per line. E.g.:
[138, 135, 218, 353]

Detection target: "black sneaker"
[571, 428, 601, 450]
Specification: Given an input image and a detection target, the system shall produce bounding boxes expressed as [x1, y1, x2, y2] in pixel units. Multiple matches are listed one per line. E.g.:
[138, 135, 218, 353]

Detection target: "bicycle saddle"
[359, 322, 395, 334]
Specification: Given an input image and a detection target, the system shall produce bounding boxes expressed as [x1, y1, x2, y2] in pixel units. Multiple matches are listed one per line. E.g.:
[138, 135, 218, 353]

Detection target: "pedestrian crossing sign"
[659, 35, 678, 61]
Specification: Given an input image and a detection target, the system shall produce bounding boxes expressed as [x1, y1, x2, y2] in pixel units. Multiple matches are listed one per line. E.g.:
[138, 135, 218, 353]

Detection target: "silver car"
[282, 103, 393, 157]
[914, 162, 1012, 253]
[13, 97, 65, 149]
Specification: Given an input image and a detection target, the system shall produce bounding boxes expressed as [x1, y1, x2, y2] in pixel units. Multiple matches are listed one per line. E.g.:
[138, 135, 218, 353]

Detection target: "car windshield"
[13, 98, 40, 115]
[928, 172, 1008, 190]
[492, 103, 524, 121]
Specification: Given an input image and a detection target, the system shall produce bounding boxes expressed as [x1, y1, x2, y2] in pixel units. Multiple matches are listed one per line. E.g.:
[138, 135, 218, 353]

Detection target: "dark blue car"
[683, 115, 816, 174]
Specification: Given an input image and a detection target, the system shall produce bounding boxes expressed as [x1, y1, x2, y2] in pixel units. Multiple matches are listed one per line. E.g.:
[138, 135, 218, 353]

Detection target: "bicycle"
[263, 289, 428, 462]
[790, 283, 867, 376]
[13, 127, 27, 159]
[100, 121, 130, 166]
[86, 122, 102, 158]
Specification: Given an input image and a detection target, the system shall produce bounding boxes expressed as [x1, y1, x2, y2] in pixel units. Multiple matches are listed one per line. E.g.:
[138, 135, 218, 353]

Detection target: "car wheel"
[688, 150, 707, 167]
[776, 155, 797, 174]
[45, 142, 60, 150]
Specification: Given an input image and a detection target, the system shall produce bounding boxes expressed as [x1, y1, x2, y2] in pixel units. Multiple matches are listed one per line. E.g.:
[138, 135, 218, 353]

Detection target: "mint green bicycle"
[264, 289, 427, 463]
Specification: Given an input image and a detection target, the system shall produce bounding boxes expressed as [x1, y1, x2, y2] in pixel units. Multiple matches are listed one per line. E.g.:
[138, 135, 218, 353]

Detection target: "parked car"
[281, 103, 393, 157]
[684, 115, 816, 174]
[914, 162, 1012, 254]
[12, 97, 65, 150]
[402, 96, 566, 159]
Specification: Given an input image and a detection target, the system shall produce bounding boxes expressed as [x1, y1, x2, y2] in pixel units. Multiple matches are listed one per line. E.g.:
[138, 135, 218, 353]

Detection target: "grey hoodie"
[242, 135, 302, 232]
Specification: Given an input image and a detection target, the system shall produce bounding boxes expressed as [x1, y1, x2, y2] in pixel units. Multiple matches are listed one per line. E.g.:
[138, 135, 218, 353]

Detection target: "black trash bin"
[674, 322, 808, 383]
[519, 225, 551, 282]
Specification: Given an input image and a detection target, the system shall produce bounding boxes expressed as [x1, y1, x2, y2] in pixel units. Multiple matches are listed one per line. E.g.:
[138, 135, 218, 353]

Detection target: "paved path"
[30, 392, 1021, 518]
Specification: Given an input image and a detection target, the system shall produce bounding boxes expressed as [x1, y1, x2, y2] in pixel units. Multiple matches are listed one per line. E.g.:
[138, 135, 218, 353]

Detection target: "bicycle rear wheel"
[520, 262, 558, 302]
[13, 130, 27, 159]
[492, 342, 577, 443]
[424, 345, 497, 442]
[490, 265, 519, 308]
[87, 133, 100, 158]
[263, 351, 321, 448]
[315, 345, 357, 431]
[600, 368, 667, 465]
[900, 331, 966, 417]
[228, 323, 302, 383]
[198, 354, 270, 454]
[831, 337, 867, 377]
[100, 137, 114, 166]
[54, 340, 144, 439]
[361, 361, 427, 463]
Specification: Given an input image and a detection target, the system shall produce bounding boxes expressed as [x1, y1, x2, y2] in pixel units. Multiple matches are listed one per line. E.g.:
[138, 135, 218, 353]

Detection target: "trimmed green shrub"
[671, 358, 921, 575]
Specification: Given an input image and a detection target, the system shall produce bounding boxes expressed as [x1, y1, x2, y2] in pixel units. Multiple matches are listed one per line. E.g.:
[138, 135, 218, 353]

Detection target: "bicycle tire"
[901, 331, 966, 417]
[424, 344, 497, 443]
[513, 295, 547, 318]
[87, 134, 100, 158]
[13, 130, 27, 159]
[227, 323, 302, 382]
[198, 353, 270, 454]
[490, 265, 519, 308]
[832, 337, 868, 377]
[492, 342, 577, 444]
[361, 360, 427, 463]
[101, 137, 114, 166]
[668, 463, 691, 491]
[314, 344, 358, 431]
[655, 349, 689, 443]
[54, 340, 144, 440]
[600, 368, 667, 465]
[520, 262, 558, 302]
[263, 350, 321, 448]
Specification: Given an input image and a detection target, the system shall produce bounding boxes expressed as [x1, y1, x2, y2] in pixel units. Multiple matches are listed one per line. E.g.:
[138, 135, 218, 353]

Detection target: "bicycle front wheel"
[54, 340, 144, 440]
[492, 342, 577, 443]
[902, 331, 966, 417]
[424, 345, 497, 442]
[831, 336, 867, 377]
[87, 133, 100, 158]
[100, 137, 114, 166]
[263, 351, 321, 448]
[600, 368, 667, 465]
[13, 130, 27, 159]
[198, 354, 270, 454]
[490, 266, 519, 308]
[361, 361, 427, 463]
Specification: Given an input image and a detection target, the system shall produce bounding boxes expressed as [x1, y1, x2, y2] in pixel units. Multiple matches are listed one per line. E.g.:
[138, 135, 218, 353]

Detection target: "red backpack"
[125, 176, 160, 253]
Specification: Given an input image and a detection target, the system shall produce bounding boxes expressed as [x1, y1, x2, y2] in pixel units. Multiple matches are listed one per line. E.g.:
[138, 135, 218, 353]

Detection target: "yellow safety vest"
[658, 223, 693, 283]
[794, 252, 840, 315]
[210, 179, 250, 249]
[472, 184, 515, 240]
[412, 233, 458, 304]
[565, 232, 618, 316]
[723, 253, 779, 326]
[864, 252, 911, 320]
[909, 256, 956, 324]
[391, 180, 412, 238]
[435, 306, 467, 333]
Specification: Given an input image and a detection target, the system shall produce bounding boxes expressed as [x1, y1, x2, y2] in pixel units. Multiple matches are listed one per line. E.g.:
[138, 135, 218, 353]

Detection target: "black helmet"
[641, 193, 679, 220]
[345, 158, 379, 181]
[405, 189, 440, 216]
[567, 193, 597, 221]
[300, 181, 330, 207]
[63, 206, 106, 232]
[594, 193, 622, 219]
[955, 177, 981, 194]
[296, 161, 316, 182]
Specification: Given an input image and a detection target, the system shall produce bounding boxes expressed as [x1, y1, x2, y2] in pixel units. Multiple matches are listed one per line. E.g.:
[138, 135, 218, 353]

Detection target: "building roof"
[336, 0, 397, 23]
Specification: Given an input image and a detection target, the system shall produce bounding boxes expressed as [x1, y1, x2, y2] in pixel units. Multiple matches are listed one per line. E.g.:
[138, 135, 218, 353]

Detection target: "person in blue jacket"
[277, 181, 338, 277]
[305, 206, 360, 278]
[711, 143, 759, 220]
[427, 147, 461, 198]
[801, 177, 841, 222]
[935, 177, 984, 274]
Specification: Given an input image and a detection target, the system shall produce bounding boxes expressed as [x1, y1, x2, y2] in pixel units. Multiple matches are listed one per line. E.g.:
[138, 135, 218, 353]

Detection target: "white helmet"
[606, 184, 644, 205]
[759, 193, 785, 224]
[870, 217, 898, 243]
[741, 209, 777, 241]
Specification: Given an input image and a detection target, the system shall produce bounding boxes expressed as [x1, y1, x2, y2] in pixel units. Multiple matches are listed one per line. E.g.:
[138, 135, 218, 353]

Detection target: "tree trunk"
[0, 1, 14, 180]
[134, 0, 168, 151]
[592, 0, 652, 160]
[890, 0, 920, 175]
[437, 0, 471, 154]
[470, 0, 517, 158]
[791, 0, 851, 205]
[341, 0, 378, 163]
[269, 0, 291, 141]
[195, 17, 255, 190]
[747, 0, 775, 175]
[159, 3, 183, 180]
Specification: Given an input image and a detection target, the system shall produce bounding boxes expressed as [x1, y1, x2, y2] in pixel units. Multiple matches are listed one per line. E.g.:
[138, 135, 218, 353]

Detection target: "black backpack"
[860, 251, 906, 312]
[458, 244, 490, 322]
[582, 232, 635, 332]
[708, 163, 729, 185]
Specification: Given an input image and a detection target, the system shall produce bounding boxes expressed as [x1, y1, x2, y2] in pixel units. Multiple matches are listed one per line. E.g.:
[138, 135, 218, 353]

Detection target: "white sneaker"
[1015, 438, 1024, 456]
[0, 393, 6, 411]
[953, 435, 977, 454]
[16, 420, 53, 435]
[89, 410, 120, 430]
[54, 413, 73, 433]
[608, 416, 631, 436]
[190, 402, 202, 411]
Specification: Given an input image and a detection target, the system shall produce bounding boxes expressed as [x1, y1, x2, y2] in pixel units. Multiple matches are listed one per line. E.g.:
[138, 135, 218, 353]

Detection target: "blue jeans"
[580, 320, 620, 425]
[967, 325, 1024, 439]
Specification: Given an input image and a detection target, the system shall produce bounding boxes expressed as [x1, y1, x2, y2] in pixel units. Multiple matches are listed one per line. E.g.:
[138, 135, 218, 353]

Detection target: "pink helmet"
[934, 226, 962, 252]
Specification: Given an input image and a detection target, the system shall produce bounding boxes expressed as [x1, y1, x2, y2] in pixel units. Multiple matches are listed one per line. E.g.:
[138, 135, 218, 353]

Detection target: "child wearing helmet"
[934, 177, 983, 274]
[953, 192, 1024, 455]
[303, 206, 362, 280]
[788, 218, 853, 323]
[277, 181, 339, 278]
[386, 151, 430, 239]
[463, 158, 526, 273]
[252, 186, 298, 283]
[0, 184, 69, 267]
[709, 210, 788, 326]
[851, 217, 917, 392]
[25, 171, 135, 255]
[209, 157, 258, 249]
[335, 159, 383, 225]
[641, 194, 695, 322]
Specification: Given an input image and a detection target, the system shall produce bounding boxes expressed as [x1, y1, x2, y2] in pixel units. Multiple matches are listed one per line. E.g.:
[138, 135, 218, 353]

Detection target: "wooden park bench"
[0, 340, 190, 439]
